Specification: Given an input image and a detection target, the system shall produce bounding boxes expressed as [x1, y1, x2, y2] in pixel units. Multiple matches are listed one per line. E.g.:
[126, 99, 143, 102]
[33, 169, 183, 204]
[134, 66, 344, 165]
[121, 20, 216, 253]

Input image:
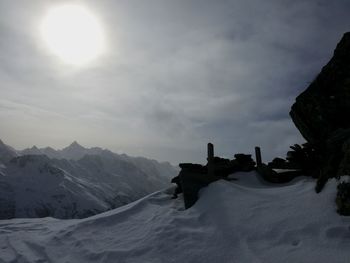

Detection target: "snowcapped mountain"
[21, 141, 103, 160]
[0, 140, 178, 219]
[0, 172, 348, 263]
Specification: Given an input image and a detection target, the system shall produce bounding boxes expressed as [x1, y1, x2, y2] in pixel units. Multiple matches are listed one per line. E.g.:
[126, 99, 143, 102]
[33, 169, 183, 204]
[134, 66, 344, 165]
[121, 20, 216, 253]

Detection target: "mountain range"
[0, 139, 178, 219]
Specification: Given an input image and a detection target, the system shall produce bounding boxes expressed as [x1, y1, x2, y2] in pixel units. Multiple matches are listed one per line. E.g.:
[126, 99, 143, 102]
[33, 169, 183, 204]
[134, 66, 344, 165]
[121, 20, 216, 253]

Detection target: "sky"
[0, 0, 350, 165]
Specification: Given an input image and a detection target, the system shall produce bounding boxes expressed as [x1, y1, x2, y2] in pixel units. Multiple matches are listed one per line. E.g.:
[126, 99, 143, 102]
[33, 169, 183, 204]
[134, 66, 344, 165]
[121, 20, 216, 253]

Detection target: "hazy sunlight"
[40, 4, 106, 65]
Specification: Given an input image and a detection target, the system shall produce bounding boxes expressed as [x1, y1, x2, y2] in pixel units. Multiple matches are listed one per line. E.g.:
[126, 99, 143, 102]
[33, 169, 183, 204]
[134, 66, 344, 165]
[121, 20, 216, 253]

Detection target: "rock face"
[290, 32, 350, 144]
[290, 32, 350, 191]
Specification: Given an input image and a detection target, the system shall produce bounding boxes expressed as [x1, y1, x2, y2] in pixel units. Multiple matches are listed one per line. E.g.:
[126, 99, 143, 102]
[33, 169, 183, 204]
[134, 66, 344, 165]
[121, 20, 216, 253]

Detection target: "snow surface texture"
[0, 171, 349, 263]
[0, 141, 178, 219]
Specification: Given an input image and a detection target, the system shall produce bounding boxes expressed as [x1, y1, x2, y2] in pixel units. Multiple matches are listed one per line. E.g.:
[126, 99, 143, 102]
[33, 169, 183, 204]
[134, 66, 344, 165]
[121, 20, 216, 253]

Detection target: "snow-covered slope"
[0, 171, 349, 263]
[0, 141, 178, 219]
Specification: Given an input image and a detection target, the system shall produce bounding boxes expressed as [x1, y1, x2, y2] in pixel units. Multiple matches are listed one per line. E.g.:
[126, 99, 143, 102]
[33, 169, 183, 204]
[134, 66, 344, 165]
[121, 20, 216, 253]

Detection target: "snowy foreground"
[1, 171, 349, 263]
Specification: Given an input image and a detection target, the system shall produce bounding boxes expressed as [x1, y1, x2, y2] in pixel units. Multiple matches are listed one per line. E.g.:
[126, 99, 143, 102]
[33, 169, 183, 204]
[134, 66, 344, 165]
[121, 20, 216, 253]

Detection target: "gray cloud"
[0, 0, 350, 164]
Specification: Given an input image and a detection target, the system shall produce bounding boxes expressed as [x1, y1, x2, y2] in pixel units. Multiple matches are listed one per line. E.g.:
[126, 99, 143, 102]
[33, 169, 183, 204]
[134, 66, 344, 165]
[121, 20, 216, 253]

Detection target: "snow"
[1, 171, 349, 263]
[272, 168, 300, 173]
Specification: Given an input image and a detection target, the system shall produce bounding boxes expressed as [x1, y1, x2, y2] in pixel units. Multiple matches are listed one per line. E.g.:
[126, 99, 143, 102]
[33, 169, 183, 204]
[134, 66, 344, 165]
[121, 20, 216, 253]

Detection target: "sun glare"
[40, 4, 106, 66]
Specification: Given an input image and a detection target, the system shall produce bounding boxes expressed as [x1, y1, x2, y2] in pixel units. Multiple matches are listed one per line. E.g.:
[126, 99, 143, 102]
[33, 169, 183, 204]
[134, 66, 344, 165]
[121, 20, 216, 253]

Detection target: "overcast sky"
[0, 0, 350, 165]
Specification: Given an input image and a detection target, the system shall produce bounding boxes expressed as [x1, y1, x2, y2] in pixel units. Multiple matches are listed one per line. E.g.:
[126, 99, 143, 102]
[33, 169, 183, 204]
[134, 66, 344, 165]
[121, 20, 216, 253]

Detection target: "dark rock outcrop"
[177, 163, 213, 209]
[290, 32, 350, 145]
[172, 153, 256, 209]
[336, 182, 350, 216]
[290, 32, 350, 191]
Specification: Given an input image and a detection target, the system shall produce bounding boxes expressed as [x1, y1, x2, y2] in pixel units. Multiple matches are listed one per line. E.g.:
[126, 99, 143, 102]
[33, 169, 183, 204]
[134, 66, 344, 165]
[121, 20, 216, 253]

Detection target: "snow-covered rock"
[0, 171, 349, 263]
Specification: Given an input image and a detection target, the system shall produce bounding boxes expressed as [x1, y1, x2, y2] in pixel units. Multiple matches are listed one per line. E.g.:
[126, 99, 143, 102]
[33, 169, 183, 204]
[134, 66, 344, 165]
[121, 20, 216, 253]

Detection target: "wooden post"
[207, 143, 214, 161]
[255, 146, 262, 167]
[207, 143, 214, 176]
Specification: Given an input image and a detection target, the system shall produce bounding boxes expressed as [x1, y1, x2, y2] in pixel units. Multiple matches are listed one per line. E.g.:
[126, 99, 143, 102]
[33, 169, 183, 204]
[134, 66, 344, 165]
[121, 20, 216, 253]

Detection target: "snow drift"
[0, 171, 349, 263]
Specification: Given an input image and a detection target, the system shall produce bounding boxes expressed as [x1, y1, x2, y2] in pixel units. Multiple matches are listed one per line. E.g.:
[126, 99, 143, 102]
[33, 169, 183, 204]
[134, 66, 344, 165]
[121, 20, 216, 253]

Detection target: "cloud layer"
[1, 0, 350, 164]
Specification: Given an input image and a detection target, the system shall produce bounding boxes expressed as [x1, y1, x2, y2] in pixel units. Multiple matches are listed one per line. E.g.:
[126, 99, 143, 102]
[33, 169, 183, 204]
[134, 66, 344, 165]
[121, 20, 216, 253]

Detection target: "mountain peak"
[0, 139, 10, 151]
[43, 146, 55, 151]
[0, 139, 18, 162]
[64, 141, 86, 152]
[68, 141, 84, 148]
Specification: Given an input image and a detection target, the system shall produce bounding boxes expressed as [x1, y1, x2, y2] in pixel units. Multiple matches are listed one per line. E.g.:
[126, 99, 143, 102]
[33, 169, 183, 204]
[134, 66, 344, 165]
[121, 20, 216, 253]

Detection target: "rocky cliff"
[290, 32, 350, 191]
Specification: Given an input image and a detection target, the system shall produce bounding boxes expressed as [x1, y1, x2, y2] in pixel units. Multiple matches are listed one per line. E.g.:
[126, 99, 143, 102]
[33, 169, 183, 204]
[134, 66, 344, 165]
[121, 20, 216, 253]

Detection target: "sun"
[40, 4, 106, 66]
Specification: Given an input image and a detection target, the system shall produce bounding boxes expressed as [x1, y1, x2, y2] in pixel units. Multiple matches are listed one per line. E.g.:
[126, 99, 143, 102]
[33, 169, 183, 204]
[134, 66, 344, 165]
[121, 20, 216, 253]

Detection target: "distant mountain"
[21, 145, 42, 156]
[20, 141, 177, 181]
[21, 141, 100, 160]
[60, 141, 93, 160]
[22, 141, 114, 160]
[0, 140, 178, 219]
[0, 139, 18, 164]
[41, 146, 61, 159]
